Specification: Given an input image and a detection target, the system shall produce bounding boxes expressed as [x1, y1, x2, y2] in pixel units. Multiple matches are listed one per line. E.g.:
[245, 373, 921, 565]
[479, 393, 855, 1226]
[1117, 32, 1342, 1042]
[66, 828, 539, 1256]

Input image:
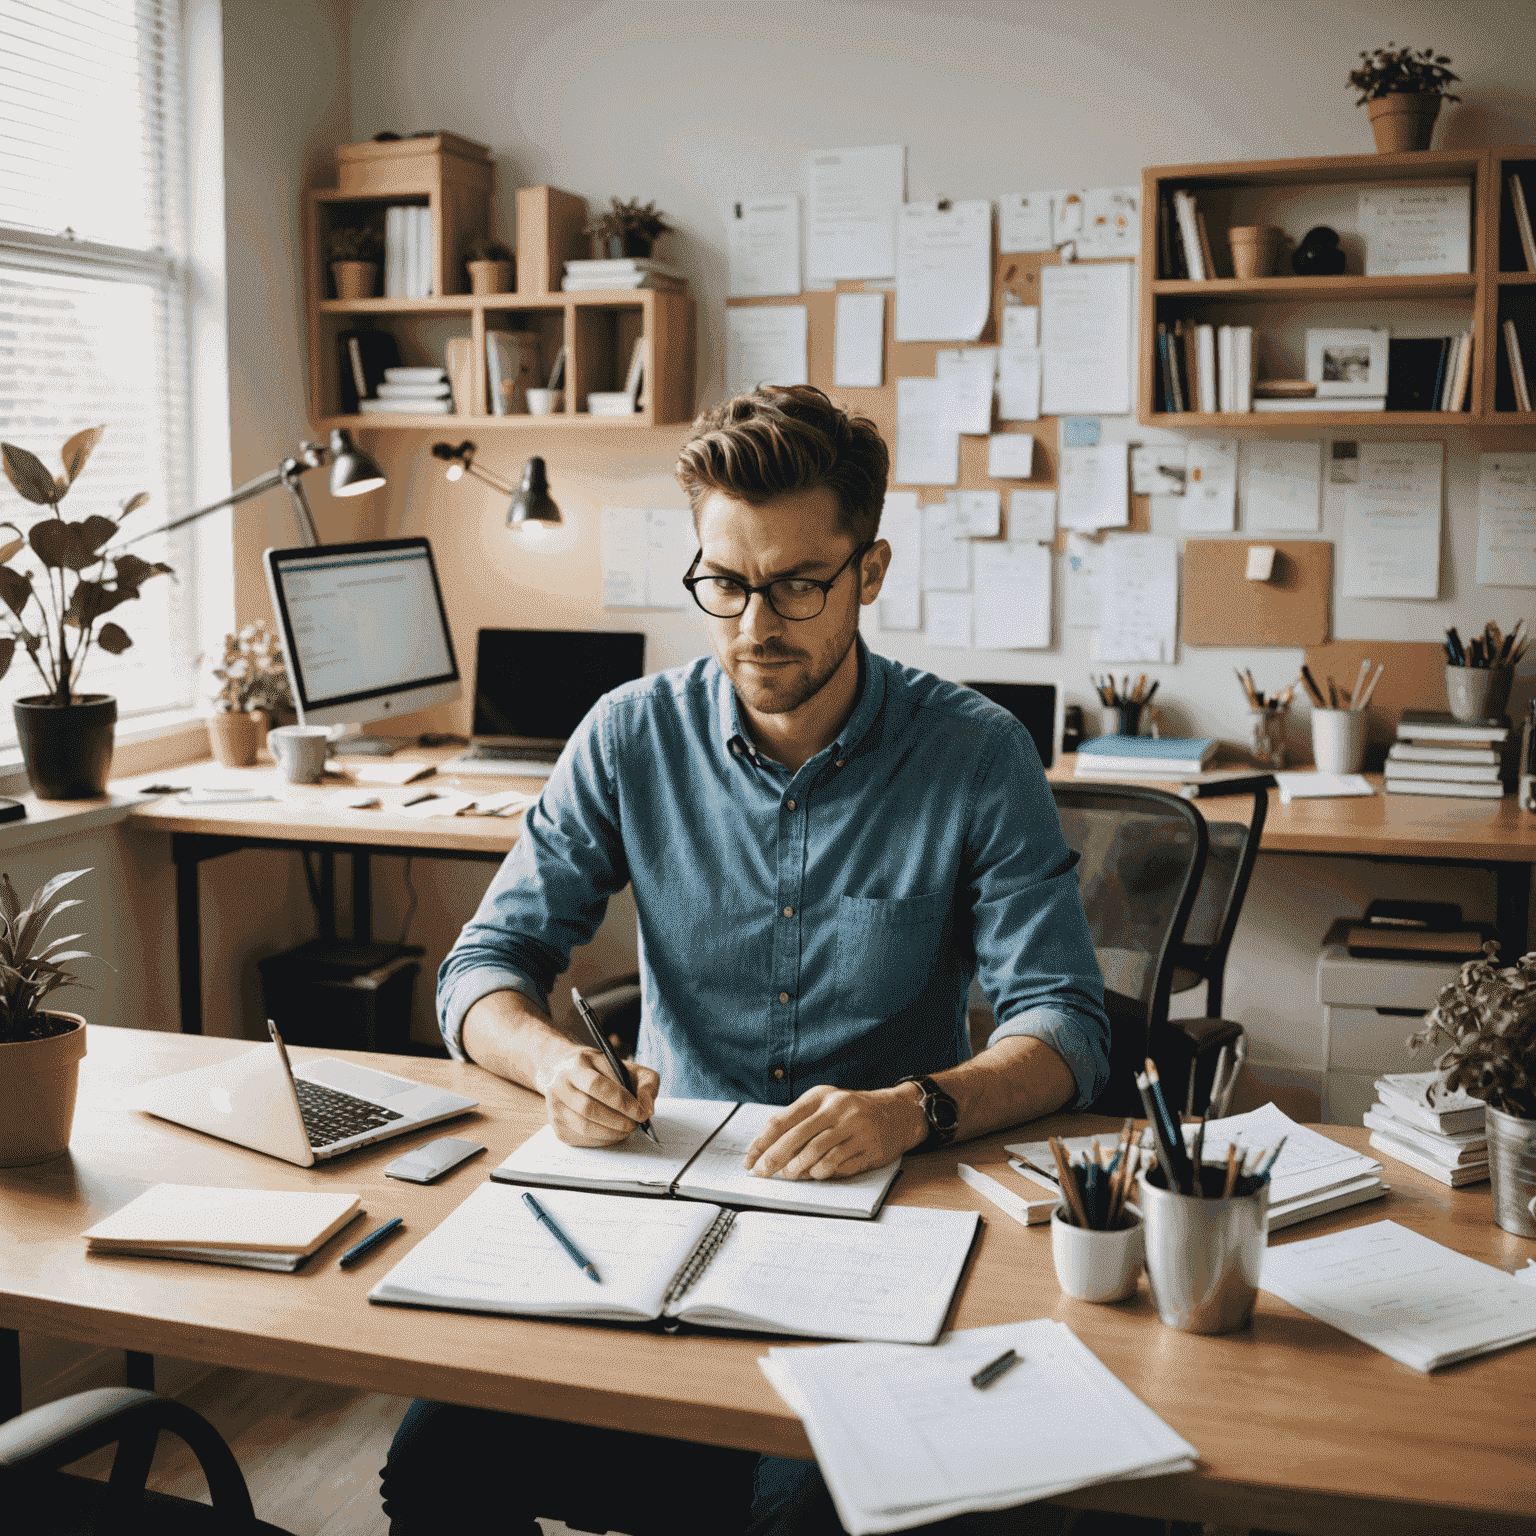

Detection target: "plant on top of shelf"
[327, 224, 383, 263]
[585, 197, 672, 259]
[466, 235, 513, 264]
[1348, 44, 1460, 154]
[465, 234, 515, 295]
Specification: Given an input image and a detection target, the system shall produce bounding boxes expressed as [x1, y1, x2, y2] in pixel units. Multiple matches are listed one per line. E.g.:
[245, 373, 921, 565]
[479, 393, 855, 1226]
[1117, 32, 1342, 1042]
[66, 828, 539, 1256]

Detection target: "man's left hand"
[743, 1082, 929, 1181]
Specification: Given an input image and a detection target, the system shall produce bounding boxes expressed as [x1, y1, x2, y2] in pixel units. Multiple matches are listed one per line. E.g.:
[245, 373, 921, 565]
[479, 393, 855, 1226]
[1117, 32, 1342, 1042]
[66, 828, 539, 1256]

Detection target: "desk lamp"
[430, 442, 562, 531]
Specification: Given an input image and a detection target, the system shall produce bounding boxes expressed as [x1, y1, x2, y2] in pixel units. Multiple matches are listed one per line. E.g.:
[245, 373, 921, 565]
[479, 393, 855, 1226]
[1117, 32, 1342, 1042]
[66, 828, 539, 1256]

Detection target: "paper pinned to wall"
[1130, 444, 1186, 497]
[834, 292, 886, 387]
[1181, 438, 1238, 531]
[921, 500, 971, 589]
[997, 347, 1041, 422]
[1243, 439, 1323, 532]
[1076, 186, 1141, 258]
[1009, 489, 1057, 544]
[1059, 444, 1128, 531]
[602, 508, 697, 609]
[987, 433, 1035, 479]
[1475, 451, 1536, 587]
[601, 507, 648, 608]
[924, 590, 973, 649]
[1091, 534, 1179, 663]
[726, 305, 808, 396]
[805, 144, 905, 282]
[1001, 306, 1039, 347]
[1342, 441, 1444, 600]
[973, 543, 1051, 649]
[946, 488, 1001, 537]
[934, 347, 997, 434]
[1063, 532, 1103, 627]
[896, 201, 992, 342]
[878, 491, 922, 629]
[726, 195, 801, 297]
[895, 377, 960, 485]
[998, 193, 1054, 253]
[1040, 261, 1133, 416]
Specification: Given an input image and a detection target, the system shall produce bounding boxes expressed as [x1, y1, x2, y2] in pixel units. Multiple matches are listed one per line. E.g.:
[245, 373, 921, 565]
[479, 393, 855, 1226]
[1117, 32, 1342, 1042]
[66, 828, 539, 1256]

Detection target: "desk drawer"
[1316, 944, 1461, 1010]
[1324, 1004, 1438, 1074]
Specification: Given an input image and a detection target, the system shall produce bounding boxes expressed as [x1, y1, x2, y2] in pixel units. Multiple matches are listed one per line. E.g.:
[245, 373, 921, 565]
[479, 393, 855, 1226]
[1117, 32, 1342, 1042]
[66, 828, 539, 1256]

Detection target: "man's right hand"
[534, 1047, 660, 1147]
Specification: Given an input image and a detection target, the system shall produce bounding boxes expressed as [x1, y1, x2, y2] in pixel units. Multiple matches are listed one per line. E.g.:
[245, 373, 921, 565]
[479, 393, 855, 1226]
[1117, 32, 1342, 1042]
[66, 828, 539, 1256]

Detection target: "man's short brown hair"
[674, 384, 889, 543]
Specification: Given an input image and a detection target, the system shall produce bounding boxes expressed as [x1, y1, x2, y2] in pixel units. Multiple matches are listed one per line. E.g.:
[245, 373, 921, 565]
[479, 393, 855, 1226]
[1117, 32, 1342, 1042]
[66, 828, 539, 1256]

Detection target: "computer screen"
[963, 681, 1061, 768]
[264, 539, 461, 727]
[473, 629, 645, 744]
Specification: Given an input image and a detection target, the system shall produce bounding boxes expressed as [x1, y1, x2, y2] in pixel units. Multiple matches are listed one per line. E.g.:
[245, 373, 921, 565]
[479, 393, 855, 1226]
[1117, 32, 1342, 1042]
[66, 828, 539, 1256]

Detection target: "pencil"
[1355, 662, 1385, 712]
[1049, 1136, 1091, 1227]
[1298, 666, 1326, 707]
[1222, 1144, 1240, 1199]
[1135, 1071, 1181, 1194]
[1143, 1057, 1191, 1192]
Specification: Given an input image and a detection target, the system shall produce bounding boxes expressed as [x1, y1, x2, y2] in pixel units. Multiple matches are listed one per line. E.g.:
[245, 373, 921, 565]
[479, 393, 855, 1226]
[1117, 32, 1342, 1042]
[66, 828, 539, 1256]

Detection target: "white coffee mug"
[525, 388, 562, 415]
[266, 725, 330, 784]
[1311, 708, 1367, 775]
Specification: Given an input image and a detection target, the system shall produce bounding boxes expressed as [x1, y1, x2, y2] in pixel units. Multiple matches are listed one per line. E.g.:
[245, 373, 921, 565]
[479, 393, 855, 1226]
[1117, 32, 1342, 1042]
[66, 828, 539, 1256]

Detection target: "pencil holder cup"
[1227, 224, 1283, 280]
[1050, 1204, 1143, 1304]
[1248, 707, 1287, 768]
[1103, 703, 1144, 736]
[1311, 707, 1367, 774]
[1445, 665, 1511, 723]
[1138, 1166, 1268, 1335]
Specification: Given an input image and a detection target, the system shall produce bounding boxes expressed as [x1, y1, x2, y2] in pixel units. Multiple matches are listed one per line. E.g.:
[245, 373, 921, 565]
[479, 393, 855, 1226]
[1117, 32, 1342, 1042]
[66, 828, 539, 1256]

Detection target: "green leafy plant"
[1410, 945, 1536, 1119]
[465, 235, 513, 263]
[209, 620, 292, 715]
[0, 428, 172, 708]
[584, 197, 673, 246]
[328, 224, 383, 263]
[0, 867, 92, 1044]
[1348, 44, 1460, 105]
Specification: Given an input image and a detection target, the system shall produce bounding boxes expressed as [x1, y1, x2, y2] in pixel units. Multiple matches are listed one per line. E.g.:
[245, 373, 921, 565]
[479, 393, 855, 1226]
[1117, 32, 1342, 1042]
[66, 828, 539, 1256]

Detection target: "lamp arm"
[116, 454, 324, 549]
[463, 461, 518, 496]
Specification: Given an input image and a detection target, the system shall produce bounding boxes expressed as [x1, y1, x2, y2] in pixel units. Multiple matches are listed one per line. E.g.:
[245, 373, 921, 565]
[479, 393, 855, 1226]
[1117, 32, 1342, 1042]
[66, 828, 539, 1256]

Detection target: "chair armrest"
[1170, 1016, 1244, 1053]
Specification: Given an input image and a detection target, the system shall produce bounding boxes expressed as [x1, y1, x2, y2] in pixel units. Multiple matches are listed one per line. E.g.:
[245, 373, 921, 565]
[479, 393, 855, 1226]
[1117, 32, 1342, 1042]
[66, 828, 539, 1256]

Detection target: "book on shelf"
[1397, 710, 1509, 744]
[1385, 777, 1503, 800]
[1388, 743, 1499, 765]
[486, 329, 540, 416]
[359, 397, 452, 415]
[1195, 209, 1217, 281]
[565, 257, 685, 280]
[368, 1183, 979, 1344]
[337, 330, 401, 413]
[1367, 1129, 1489, 1187]
[1510, 173, 1536, 272]
[1386, 337, 1451, 412]
[382, 205, 432, 300]
[1448, 332, 1474, 411]
[1363, 1108, 1487, 1168]
[491, 1098, 902, 1218]
[444, 337, 473, 416]
[1254, 396, 1385, 412]
[1505, 318, 1533, 412]
[1195, 323, 1217, 413]
[1172, 191, 1206, 280]
[563, 273, 684, 292]
[1232, 324, 1253, 411]
[1074, 735, 1217, 777]
[1375, 1071, 1485, 1136]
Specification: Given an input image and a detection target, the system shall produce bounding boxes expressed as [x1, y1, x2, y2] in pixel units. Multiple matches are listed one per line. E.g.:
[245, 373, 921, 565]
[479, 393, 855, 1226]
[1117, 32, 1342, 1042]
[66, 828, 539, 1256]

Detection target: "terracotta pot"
[331, 260, 378, 299]
[1367, 94, 1441, 153]
[0, 1013, 86, 1166]
[467, 259, 514, 295]
[13, 695, 115, 799]
[207, 708, 267, 767]
[1227, 224, 1284, 280]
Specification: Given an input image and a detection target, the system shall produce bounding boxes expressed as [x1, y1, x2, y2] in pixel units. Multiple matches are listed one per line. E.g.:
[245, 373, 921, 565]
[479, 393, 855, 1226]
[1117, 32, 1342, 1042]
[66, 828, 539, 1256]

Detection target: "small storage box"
[258, 940, 425, 1055]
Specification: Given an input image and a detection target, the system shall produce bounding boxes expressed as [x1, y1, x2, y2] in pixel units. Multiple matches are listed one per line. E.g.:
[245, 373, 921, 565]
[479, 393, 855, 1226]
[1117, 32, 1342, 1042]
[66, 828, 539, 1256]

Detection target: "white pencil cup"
[1311, 708, 1367, 774]
[1050, 1204, 1144, 1303]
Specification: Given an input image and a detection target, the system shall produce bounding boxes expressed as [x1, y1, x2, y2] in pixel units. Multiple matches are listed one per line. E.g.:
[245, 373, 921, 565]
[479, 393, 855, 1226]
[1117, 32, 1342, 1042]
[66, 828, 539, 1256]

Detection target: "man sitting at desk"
[381, 384, 1109, 1536]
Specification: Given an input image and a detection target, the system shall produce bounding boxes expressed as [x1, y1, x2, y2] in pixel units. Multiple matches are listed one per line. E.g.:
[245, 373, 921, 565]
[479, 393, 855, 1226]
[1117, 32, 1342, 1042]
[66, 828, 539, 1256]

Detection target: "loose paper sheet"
[997, 346, 1042, 421]
[834, 292, 886, 388]
[921, 501, 971, 590]
[878, 492, 922, 630]
[946, 488, 1001, 537]
[896, 200, 992, 342]
[934, 348, 996, 434]
[1000, 306, 1039, 347]
[895, 378, 960, 485]
[806, 144, 905, 282]
[602, 508, 697, 609]
[1040, 261, 1133, 416]
[998, 193, 1054, 253]
[987, 434, 1034, 479]
[1130, 445, 1186, 497]
[1359, 187, 1471, 277]
[1091, 534, 1178, 663]
[726, 195, 801, 297]
[1181, 438, 1238, 531]
[1063, 532, 1103, 627]
[1009, 489, 1056, 543]
[973, 543, 1050, 649]
[1076, 186, 1141, 258]
[1242, 440, 1322, 532]
[924, 590, 972, 649]
[1059, 444, 1128, 532]
[725, 305, 808, 396]
[1342, 442, 1443, 599]
[1475, 451, 1536, 587]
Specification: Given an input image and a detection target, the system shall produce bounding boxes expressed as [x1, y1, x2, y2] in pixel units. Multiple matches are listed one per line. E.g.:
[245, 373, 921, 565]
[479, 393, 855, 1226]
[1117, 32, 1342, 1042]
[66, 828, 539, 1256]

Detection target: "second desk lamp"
[430, 442, 561, 530]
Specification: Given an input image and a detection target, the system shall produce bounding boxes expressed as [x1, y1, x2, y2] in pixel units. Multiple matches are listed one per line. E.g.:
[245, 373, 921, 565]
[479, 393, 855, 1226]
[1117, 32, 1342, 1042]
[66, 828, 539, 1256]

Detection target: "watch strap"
[897, 1073, 959, 1150]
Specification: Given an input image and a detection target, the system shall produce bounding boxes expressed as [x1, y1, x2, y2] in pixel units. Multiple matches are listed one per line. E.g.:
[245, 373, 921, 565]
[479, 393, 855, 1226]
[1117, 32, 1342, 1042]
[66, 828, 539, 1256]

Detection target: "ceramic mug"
[1050, 1204, 1144, 1303]
[526, 388, 563, 415]
[1311, 707, 1367, 774]
[266, 725, 330, 784]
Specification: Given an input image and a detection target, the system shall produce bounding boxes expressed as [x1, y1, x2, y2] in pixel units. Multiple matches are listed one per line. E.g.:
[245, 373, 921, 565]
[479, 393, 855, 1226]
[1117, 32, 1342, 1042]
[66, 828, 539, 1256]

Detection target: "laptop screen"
[963, 681, 1059, 768]
[473, 629, 646, 744]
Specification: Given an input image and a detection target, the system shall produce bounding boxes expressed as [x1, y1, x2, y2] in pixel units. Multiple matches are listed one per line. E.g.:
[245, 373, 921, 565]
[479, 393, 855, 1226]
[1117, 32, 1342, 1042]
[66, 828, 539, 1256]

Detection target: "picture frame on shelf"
[1306, 327, 1389, 398]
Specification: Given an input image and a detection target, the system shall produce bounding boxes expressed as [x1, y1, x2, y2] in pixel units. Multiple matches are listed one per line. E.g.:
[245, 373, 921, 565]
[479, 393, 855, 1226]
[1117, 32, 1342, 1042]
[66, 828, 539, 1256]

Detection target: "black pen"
[970, 1348, 1020, 1389]
[522, 1191, 601, 1283]
[338, 1216, 402, 1268]
[570, 985, 659, 1144]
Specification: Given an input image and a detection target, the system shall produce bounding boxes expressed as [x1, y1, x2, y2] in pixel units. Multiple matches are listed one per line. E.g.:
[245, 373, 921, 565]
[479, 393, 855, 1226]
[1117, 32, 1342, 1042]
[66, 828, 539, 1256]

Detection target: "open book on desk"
[491, 1097, 902, 1219]
[369, 1184, 979, 1344]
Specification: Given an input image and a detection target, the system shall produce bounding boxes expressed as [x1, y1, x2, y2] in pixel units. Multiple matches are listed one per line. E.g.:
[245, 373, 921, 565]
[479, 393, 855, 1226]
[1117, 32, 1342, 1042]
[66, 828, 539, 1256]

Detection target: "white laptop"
[134, 1023, 478, 1167]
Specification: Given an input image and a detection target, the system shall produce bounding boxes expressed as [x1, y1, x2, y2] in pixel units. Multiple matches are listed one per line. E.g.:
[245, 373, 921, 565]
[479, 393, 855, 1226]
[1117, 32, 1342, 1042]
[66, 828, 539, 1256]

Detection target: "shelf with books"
[1150, 274, 1479, 302]
[1486, 152, 1536, 421]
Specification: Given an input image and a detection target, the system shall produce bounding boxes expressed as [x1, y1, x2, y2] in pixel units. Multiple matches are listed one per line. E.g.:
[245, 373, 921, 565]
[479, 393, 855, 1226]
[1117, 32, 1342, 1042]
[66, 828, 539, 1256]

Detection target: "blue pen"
[522, 1191, 601, 1284]
[339, 1216, 403, 1268]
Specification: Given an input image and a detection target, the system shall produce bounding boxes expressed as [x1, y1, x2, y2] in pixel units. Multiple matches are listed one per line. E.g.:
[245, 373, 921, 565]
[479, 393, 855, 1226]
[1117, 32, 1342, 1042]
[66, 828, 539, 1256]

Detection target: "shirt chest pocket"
[835, 892, 951, 1019]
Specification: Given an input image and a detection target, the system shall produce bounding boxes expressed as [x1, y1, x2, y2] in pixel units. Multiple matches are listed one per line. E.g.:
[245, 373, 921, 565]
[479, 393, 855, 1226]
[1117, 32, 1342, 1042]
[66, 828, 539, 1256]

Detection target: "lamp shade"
[328, 429, 387, 497]
[508, 456, 561, 528]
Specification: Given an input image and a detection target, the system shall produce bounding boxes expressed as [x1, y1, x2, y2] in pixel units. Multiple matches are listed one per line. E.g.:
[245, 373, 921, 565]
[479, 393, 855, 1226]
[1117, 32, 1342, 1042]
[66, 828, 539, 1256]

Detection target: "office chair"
[0, 1386, 293, 1534]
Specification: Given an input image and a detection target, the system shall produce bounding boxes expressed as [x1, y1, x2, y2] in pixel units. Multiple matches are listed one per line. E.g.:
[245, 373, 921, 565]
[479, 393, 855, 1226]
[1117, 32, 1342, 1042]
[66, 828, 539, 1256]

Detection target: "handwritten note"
[726, 306, 808, 396]
[1091, 534, 1177, 663]
[973, 543, 1050, 649]
[1041, 262, 1132, 416]
[726, 196, 801, 297]
[805, 144, 904, 282]
[896, 201, 992, 342]
[895, 378, 960, 486]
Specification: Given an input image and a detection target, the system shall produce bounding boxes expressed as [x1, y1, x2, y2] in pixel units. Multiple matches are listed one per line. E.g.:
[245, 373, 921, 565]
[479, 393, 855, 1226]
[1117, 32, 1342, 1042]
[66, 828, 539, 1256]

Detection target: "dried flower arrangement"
[209, 620, 292, 715]
[1347, 45, 1460, 106]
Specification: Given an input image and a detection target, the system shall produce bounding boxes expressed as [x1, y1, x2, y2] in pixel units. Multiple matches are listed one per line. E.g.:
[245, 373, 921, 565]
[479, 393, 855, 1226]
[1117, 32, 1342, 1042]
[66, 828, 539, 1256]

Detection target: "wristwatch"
[897, 1074, 960, 1151]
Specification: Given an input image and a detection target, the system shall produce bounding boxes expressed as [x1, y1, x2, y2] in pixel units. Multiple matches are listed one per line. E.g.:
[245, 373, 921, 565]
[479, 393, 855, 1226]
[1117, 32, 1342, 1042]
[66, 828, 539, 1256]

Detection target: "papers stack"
[1365, 1070, 1489, 1187]
[562, 258, 684, 292]
[1271, 771, 1374, 804]
[760, 1320, 1197, 1535]
[1387, 711, 1510, 801]
[83, 1184, 363, 1272]
[362, 365, 453, 415]
[1073, 735, 1217, 778]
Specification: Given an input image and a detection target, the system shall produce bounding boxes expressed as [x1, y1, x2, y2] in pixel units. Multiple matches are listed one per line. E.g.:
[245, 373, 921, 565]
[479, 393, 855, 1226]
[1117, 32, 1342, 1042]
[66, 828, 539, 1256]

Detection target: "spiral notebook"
[369, 1184, 979, 1343]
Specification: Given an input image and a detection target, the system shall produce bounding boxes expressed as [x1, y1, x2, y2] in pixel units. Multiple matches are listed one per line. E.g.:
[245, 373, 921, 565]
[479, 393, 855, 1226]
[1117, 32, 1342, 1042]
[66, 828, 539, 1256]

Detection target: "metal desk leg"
[353, 851, 371, 944]
[175, 854, 203, 1036]
[125, 1351, 154, 1392]
[319, 851, 335, 942]
[1496, 863, 1532, 961]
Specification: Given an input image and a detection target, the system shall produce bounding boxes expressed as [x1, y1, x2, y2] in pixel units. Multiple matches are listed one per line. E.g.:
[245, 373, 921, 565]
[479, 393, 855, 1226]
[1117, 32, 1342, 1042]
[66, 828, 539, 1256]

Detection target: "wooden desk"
[4, 1028, 1534, 1536]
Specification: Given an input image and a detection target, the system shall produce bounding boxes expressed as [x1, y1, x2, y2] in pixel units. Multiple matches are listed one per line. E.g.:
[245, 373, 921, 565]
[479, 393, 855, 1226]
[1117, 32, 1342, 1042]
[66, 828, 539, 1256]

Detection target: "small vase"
[604, 233, 653, 260]
[331, 260, 378, 300]
[13, 695, 116, 799]
[1486, 1104, 1536, 1239]
[207, 708, 266, 768]
[0, 1014, 86, 1166]
[467, 259, 514, 295]
[1227, 225, 1283, 280]
[1249, 707, 1287, 769]
[1367, 94, 1441, 153]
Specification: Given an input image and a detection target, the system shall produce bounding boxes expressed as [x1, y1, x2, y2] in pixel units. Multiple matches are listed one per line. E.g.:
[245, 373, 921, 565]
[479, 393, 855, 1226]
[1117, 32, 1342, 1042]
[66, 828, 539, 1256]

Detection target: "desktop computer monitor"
[963, 681, 1061, 767]
[264, 538, 461, 729]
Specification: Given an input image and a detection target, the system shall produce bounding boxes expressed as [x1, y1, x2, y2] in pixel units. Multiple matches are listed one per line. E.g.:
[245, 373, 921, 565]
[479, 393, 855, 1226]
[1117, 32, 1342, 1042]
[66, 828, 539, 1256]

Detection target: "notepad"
[491, 1098, 903, 1219]
[1271, 771, 1374, 803]
[369, 1184, 977, 1344]
[83, 1184, 364, 1272]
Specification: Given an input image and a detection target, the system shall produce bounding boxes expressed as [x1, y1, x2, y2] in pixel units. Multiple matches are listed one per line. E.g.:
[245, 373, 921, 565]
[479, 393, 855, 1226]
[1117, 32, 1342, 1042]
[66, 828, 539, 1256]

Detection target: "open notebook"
[369, 1184, 979, 1344]
[491, 1098, 902, 1219]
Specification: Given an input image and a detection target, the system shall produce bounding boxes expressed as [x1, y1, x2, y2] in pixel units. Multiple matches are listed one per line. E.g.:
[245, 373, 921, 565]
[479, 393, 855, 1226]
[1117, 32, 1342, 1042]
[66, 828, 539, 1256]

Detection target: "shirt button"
[783, 906, 793, 917]
[773, 1067, 786, 1081]
[786, 799, 797, 810]
[778, 991, 789, 1003]
[835, 759, 845, 768]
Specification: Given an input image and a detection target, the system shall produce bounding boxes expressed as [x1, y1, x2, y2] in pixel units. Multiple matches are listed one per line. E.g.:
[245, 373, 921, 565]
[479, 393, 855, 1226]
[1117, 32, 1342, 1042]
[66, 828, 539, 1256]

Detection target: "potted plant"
[0, 429, 172, 799]
[1410, 945, 1536, 1237]
[1348, 44, 1460, 153]
[328, 224, 382, 299]
[206, 620, 293, 767]
[585, 197, 672, 260]
[465, 235, 515, 295]
[0, 867, 92, 1166]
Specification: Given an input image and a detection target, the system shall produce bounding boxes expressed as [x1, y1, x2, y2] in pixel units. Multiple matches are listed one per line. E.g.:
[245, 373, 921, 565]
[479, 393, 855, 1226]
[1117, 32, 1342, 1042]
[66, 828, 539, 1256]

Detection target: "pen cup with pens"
[1236, 670, 1294, 769]
[1093, 676, 1157, 738]
[1047, 1128, 1144, 1304]
[1299, 661, 1380, 774]
[1444, 621, 1522, 722]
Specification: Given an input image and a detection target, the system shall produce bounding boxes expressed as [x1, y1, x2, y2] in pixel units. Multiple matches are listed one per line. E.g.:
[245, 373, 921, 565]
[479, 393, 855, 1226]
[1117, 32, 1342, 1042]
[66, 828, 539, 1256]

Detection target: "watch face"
[925, 1091, 960, 1132]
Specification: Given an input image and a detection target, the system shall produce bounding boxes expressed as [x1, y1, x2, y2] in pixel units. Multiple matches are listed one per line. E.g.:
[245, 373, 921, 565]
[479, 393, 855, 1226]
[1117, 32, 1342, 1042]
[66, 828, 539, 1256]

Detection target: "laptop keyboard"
[464, 743, 561, 762]
[294, 1078, 403, 1149]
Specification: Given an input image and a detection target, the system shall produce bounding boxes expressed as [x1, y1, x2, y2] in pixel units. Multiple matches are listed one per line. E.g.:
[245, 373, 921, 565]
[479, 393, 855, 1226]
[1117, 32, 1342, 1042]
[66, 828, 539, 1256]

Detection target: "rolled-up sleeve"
[436, 702, 631, 1059]
[966, 723, 1110, 1108]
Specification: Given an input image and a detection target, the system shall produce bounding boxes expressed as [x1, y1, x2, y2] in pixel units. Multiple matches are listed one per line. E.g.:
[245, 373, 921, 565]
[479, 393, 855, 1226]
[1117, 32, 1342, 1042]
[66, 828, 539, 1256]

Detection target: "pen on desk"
[970, 1348, 1019, 1390]
[522, 1191, 601, 1283]
[570, 985, 660, 1145]
[339, 1216, 403, 1268]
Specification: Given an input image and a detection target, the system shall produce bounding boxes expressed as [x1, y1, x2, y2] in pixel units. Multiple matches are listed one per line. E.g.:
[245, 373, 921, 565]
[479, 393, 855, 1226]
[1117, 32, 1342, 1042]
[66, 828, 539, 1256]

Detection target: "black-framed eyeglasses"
[682, 541, 873, 621]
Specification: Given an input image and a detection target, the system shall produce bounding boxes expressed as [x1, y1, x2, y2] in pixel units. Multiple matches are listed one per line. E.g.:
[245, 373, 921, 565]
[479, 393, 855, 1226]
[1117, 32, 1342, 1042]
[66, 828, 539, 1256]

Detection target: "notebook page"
[83, 1184, 362, 1254]
[369, 1184, 719, 1322]
[492, 1098, 737, 1193]
[671, 1204, 978, 1343]
[674, 1101, 901, 1217]
[1186, 1104, 1381, 1204]
[1261, 1220, 1536, 1371]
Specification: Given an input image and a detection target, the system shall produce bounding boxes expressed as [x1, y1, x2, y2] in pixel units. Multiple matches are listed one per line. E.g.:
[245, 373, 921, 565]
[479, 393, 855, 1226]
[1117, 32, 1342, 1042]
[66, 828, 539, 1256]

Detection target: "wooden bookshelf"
[1137, 147, 1536, 428]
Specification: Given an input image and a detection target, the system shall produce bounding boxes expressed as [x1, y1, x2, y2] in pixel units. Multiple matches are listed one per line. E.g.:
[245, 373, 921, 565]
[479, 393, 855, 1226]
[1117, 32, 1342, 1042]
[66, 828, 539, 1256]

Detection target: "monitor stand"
[327, 728, 412, 757]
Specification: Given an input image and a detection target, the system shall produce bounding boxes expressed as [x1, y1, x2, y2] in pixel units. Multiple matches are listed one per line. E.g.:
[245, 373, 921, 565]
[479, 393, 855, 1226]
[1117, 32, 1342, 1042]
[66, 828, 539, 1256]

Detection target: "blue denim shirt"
[438, 639, 1110, 1108]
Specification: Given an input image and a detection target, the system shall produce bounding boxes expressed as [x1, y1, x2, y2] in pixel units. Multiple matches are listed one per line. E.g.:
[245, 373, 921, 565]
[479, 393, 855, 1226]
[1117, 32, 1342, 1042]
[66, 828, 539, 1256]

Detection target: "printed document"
[1091, 534, 1177, 664]
[806, 144, 905, 282]
[877, 491, 922, 629]
[1130, 444, 1186, 497]
[726, 195, 801, 297]
[1474, 451, 1536, 587]
[973, 543, 1050, 649]
[998, 193, 1054, 253]
[987, 433, 1034, 480]
[934, 347, 997, 434]
[921, 500, 971, 589]
[1342, 441, 1443, 599]
[1059, 444, 1128, 532]
[834, 292, 886, 388]
[997, 346, 1041, 421]
[946, 488, 1000, 537]
[726, 305, 808, 396]
[1000, 305, 1039, 347]
[1180, 438, 1238, 531]
[1077, 186, 1141, 258]
[924, 590, 972, 649]
[895, 201, 992, 342]
[1041, 261, 1133, 416]
[1008, 488, 1056, 543]
[602, 509, 696, 609]
[895, 378, 960, 485]
[1242, 440, 1322, 532]
[1063, 532, 1104, 627]
[1359, 186, 1471, 276]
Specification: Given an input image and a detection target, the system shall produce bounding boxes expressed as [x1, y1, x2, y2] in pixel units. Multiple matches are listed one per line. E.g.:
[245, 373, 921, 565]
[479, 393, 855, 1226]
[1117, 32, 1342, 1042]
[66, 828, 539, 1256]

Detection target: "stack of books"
[1385, 711, 1509, 800]
[384, 205, 434, 298]
[359, 365, 453, 415]
[563, 258, 685, 293]
[1365, 1071, 1488, 1188]
[1074, 735, 1217, 780]
[1156, 320, 1253, 413]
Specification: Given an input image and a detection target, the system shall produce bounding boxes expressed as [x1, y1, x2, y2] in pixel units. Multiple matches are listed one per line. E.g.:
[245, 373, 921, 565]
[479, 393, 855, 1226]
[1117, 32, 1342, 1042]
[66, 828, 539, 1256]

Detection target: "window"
[0, 0, 195, 736]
